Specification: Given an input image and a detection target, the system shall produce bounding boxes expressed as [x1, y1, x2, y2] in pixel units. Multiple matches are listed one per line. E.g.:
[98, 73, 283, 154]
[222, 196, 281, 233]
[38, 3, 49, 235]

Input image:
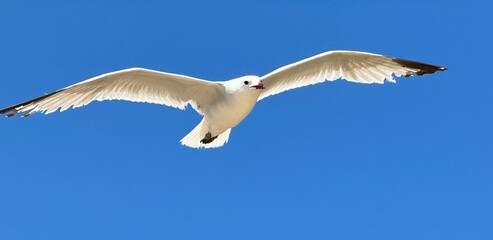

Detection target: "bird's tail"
[180, 119, 232, 149]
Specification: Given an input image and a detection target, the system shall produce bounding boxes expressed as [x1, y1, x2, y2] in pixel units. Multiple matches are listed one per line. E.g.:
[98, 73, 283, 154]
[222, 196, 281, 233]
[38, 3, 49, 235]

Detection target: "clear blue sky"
[1, 1, 491, 240]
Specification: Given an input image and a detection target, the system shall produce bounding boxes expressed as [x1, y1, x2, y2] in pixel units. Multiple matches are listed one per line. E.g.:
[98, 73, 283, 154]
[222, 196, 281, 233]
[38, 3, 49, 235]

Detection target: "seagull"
[0, 50, 446, 148]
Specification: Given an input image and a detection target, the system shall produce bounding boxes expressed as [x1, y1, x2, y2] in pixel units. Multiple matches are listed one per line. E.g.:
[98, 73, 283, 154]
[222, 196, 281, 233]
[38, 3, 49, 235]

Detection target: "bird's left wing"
[0, 68, 224, 117]
[258, 50, 446, 101]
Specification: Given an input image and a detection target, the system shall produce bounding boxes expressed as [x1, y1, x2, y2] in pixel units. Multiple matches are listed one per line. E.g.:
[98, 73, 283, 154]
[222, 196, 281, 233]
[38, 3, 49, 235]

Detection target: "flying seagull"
[0, 50, 446, 148]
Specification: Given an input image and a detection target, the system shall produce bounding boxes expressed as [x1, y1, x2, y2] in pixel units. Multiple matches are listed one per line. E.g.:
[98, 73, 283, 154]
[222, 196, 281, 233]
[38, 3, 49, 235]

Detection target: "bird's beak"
[250, 81, 265, 90]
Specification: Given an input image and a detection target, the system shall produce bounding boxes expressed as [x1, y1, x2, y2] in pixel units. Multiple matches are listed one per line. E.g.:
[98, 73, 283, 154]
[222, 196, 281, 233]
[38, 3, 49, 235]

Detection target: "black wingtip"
[392, 58, 447, 77]
[0, 90, 61, 118]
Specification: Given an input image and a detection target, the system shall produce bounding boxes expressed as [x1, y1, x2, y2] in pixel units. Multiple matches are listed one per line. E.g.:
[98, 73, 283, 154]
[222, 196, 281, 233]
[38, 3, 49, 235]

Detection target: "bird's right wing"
[258, 50, 446, 101]
[0, 68, 224, 117]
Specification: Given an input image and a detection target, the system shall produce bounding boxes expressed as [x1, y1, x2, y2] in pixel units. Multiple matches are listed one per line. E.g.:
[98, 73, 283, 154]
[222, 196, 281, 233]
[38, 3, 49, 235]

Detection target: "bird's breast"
[205, 91, 259, 134]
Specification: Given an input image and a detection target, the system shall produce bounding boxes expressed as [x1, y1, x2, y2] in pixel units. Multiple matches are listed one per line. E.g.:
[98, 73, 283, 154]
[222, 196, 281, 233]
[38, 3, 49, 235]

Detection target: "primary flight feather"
[0, 50, 446, 148]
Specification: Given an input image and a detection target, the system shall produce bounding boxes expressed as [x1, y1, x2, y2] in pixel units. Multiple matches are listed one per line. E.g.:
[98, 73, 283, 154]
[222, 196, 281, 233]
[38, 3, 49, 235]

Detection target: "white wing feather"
[0, 68, 224, 117]
[258, 50, 446, 101]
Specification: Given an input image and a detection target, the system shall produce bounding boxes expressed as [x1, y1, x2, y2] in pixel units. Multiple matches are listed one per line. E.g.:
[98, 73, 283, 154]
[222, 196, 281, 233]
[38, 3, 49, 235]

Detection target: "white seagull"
[1, 50, 446, 148]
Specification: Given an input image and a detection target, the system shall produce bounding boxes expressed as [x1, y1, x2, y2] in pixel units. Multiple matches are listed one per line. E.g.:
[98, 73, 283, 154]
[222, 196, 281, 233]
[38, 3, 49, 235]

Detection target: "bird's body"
[0, 50, 447, 148]
[181, 76, 262, 148]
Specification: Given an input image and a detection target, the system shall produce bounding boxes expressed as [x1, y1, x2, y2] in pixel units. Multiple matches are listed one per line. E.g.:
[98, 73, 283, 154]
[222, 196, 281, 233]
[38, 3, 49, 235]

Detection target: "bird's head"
[226, 75, 264, 93]
[246, 77, 265, 90]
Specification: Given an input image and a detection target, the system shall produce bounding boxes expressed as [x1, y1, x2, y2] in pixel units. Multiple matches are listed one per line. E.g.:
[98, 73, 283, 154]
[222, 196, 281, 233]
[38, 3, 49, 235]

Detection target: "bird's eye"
[243, 81, 249, 85]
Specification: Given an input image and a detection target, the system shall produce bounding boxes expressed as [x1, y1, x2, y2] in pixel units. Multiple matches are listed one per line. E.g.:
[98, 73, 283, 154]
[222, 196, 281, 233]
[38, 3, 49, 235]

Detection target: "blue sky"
[0, 1, 491, 239]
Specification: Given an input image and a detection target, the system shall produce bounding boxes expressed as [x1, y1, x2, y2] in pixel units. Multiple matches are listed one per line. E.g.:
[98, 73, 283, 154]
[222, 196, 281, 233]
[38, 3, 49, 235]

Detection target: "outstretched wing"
[0, 68, 224, 117]
[258, 50, 446, 101]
